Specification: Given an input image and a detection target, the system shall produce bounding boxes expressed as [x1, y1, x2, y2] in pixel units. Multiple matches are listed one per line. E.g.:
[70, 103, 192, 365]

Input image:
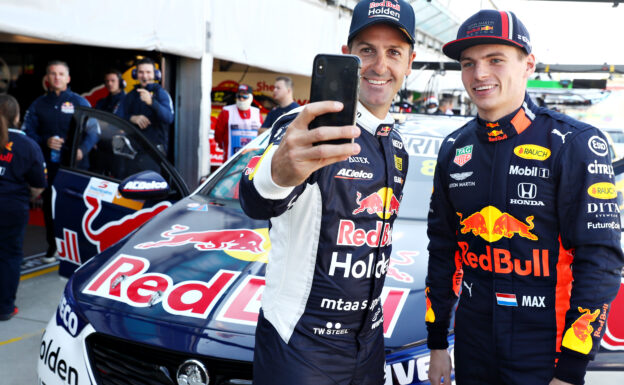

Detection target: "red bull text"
[457, 241, 550, 277]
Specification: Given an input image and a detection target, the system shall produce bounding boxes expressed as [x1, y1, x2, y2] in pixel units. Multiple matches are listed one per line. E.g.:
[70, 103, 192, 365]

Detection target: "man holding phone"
[239, 1, 416, 384]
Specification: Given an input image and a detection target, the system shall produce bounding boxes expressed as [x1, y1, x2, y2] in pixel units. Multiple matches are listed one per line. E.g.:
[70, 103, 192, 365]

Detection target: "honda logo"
[518, 183, 537, 199]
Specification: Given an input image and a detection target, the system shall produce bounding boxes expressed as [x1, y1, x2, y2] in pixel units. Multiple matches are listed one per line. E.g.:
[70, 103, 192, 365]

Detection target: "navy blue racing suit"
[239, 103, 408, 385]
[426, 94, 624, 385]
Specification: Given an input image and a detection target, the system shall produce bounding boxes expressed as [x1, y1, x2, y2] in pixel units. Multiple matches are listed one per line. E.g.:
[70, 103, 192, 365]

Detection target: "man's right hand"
[130, 115, 151, 129]
[428, 349, 452, 385]
[47, 136, 64, 151]
[270, 101, 360, 187]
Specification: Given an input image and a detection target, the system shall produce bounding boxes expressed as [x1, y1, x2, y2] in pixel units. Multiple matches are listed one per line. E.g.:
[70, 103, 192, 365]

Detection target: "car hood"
[72, 196, 430, 355]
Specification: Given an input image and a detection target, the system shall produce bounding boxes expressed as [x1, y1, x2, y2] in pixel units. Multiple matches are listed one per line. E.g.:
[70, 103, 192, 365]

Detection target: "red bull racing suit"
[239, 102, 408, 385]
[426, 94, 624, 385]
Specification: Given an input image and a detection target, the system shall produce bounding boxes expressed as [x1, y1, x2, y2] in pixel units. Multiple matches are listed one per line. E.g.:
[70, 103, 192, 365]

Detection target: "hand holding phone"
[309, 54, 361, 145]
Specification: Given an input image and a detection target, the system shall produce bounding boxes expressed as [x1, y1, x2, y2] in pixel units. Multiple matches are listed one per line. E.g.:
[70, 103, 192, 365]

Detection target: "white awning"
[0, 0, 205, 58]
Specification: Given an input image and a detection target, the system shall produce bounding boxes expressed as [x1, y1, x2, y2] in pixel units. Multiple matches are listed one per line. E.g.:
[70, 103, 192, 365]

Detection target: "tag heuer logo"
[454, 145, 473, 167]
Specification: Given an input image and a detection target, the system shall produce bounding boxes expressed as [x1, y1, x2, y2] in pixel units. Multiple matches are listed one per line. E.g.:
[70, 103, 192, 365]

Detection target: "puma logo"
[552, 129, 572, 143]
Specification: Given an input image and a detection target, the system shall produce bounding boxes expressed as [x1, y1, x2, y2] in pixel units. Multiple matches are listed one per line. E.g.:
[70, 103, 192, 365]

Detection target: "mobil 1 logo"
[509, 164, 550, 178]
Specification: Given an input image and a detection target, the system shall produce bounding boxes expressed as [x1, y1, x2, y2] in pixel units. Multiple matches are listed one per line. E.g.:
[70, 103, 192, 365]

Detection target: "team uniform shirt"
[214, 105, 263, 160]
[0, 129, 47, 215]
[261, 101, 300, 129]
[239, 102, 408, 385]
[115, 83, 174, 152]
[426, 94, 624, 385]
[22, 88, 98, 170]
[95, 91, 126, 114]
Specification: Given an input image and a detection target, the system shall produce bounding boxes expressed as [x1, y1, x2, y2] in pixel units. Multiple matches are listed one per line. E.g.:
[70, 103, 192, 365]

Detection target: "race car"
[40, 108, 624, 384]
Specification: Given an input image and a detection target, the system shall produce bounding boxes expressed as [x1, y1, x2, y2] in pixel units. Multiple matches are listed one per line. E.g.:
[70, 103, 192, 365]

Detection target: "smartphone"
[309, 54, 361, 145]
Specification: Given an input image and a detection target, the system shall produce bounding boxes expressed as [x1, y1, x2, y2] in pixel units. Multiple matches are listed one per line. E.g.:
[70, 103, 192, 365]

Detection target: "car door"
[53, 106, 189, 277]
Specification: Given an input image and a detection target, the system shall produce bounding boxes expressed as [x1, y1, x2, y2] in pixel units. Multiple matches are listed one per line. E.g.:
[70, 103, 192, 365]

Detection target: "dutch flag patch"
[496, 293, 518, 307]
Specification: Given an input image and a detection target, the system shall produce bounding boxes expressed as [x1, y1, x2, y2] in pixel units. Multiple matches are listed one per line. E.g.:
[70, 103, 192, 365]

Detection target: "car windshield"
[198, 127, 445, 221]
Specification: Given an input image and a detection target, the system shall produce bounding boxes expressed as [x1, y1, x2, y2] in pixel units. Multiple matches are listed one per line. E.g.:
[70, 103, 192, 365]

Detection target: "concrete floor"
[1, 224, 623, 385]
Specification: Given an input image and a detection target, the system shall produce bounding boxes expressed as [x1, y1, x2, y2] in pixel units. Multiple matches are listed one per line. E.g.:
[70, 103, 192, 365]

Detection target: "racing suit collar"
[475, 93, 537, 143]
[356, 101, 394, 136]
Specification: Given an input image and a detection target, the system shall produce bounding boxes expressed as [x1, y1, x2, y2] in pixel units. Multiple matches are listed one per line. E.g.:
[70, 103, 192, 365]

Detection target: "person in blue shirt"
[0, 94, 47, 320]
[22, 60, 99, 263]
[259, 76, 300, 134]
[115, 57, 174, 154]
[95, 69, 126, 114]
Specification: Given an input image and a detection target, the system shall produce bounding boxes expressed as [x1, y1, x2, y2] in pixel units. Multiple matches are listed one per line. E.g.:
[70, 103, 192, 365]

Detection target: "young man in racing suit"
[425, 10, 624, 385]
[239, 1, 416, 384]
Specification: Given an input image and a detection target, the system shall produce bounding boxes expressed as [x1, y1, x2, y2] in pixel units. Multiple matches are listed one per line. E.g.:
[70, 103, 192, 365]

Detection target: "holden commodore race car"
[39, 110, 624, 385]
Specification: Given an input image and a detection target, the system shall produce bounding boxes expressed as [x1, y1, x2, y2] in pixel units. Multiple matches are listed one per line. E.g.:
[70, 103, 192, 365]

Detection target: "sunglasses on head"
[236, 93, 250, 100]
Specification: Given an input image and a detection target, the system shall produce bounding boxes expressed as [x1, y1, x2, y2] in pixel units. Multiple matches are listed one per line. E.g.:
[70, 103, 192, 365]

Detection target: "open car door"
[52, 106, 190, 277]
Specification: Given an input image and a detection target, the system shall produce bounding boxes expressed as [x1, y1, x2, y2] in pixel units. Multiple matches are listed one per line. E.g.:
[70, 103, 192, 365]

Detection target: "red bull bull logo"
[352, 188, 401, 219]
[458, 206, 538, 242]
[485, 122, 500, 128]
[487, 129, 504, 137]
[83, 195, 171, 253]
[562, 307, 601, 354]
[135, 224, 266, 254]
[425, 287, 435, 322]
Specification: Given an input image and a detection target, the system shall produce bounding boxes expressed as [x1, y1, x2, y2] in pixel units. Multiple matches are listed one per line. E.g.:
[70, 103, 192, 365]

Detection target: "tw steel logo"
[83, 195, 171, 254]
[457, 206, 537, 242]
[353, 188, 401, 219]
[134, 224, 270, 263]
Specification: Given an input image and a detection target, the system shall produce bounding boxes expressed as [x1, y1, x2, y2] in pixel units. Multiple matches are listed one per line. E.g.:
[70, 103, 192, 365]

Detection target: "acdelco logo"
[588, 182, 616, 199]
[513, 144, 551, 161]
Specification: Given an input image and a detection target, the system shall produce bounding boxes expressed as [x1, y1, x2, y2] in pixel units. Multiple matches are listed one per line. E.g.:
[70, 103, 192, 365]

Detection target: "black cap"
[348, 0, 416, 45]
[443, 10, 532, 61]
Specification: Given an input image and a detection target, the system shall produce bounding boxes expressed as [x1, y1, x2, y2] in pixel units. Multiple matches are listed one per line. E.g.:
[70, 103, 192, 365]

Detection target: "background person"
[95, 69, 126, 113]
[425, 10, 624, 385]
[214, 84, 263, 161]
[239, 1, 416, 383]
[22, 60, 99, 263]
[424, 96, 441, 114]
[116, 57, 174, 154]
[0, 94, 46, 320]
[259, 76, 299, 134]
[438, 96, 454, 115]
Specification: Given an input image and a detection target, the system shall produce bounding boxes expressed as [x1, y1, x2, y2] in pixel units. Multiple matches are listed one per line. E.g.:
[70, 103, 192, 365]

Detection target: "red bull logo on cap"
[352, 187, 401, 219]
[135, 224, 270, 263]
[457, 206, 538, 242]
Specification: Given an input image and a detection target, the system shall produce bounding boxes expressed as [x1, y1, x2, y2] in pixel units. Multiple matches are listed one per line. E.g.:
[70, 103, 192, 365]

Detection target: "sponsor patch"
[61, 101, 75, 114]
[588, 135, 608, 156]
[394, 155, 403, 171]
[335, 168, 374, 180]
[513, 144, 551, 161]
[509, 165, 550, 178]
[587, 182, 616, 199]
[453, 145, 473, 167]
[450, 172, 473, 181]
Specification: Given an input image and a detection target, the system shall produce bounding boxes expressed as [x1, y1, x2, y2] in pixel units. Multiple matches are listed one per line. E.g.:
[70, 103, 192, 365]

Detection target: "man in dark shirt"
[22, 60, 99, 262]
[116, 58, 174, 154]
[95, 69, 126, 113]
[259, 76, 299, 134]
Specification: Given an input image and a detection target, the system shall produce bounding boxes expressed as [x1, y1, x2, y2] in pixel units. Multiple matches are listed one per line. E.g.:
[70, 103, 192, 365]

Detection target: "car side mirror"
[118, 171, 170, 200]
